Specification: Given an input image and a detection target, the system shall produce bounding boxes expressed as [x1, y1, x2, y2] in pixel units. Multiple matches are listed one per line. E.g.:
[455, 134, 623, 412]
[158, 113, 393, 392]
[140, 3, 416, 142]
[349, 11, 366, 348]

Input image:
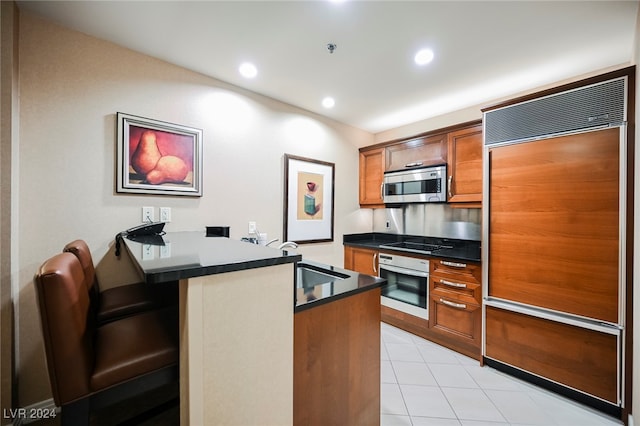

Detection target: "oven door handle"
[379, 264, 429, 278]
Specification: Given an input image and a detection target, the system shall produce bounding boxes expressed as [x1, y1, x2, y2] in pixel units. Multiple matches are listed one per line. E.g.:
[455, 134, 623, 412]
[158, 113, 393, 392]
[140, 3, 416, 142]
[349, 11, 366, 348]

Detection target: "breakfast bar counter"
[123, 231, 300, 425]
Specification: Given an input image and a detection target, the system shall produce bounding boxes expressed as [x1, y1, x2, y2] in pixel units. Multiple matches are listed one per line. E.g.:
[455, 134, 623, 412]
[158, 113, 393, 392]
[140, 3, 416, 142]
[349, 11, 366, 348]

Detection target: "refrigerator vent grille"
[484, 77, 626, 145]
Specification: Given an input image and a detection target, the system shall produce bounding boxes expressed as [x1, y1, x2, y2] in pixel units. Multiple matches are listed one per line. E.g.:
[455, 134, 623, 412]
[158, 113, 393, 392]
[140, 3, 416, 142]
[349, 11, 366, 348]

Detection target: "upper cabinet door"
[359, 147, 385, 207]
[385, 133, 447, 172]
[447, 124, 483, 204]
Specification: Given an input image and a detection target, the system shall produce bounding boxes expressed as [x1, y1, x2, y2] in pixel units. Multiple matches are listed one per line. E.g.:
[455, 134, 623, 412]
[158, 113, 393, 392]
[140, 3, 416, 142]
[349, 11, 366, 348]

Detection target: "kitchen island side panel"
[181, 263, 294, 425]
[488, 127, 621, 323]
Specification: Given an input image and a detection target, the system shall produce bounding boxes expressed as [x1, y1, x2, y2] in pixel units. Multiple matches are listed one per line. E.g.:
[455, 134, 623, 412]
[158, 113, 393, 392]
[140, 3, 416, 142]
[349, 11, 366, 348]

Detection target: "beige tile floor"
[30, 322, 626, 425]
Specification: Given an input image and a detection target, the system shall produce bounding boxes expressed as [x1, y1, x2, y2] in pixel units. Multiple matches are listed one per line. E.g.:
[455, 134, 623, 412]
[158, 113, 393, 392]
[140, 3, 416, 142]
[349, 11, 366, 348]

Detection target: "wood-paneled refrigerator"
[482, 68, 633, 419]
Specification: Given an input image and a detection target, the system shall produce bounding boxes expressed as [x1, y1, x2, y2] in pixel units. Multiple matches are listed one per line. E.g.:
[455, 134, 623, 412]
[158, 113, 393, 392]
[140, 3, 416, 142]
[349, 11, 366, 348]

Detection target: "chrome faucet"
[278, 241, 298, 250]
[265, 238, 280, 247]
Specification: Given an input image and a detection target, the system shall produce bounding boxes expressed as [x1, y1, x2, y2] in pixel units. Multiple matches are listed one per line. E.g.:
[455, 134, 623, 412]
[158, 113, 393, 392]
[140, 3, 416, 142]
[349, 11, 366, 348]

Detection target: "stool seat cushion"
[91, 308, 178, 391]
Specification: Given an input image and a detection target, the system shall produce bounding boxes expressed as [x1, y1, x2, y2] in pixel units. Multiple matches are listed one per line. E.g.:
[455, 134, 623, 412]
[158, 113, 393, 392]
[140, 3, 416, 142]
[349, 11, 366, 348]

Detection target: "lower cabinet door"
[429, 294, 481, 347]
[485, 306, 619, 404]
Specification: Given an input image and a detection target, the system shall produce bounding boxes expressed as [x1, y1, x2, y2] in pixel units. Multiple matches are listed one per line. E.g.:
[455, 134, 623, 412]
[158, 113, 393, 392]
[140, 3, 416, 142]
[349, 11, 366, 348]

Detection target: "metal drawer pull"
[441, 260, 467, 268]
[440, 299, 466, 309]
[440, 279, 466, 288]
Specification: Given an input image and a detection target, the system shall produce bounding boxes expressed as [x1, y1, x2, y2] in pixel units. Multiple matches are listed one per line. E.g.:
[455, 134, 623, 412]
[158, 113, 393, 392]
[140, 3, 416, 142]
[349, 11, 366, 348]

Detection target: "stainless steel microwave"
[383, 164, 446, 203]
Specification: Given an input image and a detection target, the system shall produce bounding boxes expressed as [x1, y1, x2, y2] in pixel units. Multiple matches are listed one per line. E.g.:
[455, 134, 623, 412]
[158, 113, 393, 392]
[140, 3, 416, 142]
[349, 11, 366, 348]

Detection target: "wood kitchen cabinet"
[359, 147, 385, 207]
[344, 246, 379, 276]
[447, 123, 483, 205]
[429, 258, 482, 358]
[357, 120, 483, 208]
[385, 133, 447, 171]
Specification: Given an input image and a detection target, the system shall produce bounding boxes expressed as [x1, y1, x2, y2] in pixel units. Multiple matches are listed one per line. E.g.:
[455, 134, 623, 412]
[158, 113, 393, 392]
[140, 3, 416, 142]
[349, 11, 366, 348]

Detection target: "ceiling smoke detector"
[326, 43, 337, 54]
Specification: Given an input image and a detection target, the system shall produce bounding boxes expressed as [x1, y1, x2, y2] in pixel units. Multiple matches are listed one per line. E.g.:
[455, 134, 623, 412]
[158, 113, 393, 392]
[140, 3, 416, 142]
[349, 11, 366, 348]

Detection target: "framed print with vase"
[283, 154, 335, 243]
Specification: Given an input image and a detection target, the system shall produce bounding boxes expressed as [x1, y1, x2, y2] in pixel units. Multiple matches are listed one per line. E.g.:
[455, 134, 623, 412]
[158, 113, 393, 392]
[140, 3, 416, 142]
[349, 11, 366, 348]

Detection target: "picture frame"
[116, 112, 203, 196]
[283, 154, 335, 244]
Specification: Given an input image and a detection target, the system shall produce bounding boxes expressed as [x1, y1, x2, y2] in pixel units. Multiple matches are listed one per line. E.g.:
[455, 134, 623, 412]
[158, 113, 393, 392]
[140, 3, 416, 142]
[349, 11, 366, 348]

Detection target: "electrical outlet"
[160, 207, 172, 222]
[248, 221, 257, 234]
[142, 206, 154, 223]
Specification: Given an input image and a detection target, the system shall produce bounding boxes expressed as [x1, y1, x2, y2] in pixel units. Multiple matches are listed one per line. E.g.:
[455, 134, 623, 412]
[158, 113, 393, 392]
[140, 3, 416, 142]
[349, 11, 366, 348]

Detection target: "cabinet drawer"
[429, 295, 481, 346]
[431, 277, 481, 305]
[431, 259, 481, 284]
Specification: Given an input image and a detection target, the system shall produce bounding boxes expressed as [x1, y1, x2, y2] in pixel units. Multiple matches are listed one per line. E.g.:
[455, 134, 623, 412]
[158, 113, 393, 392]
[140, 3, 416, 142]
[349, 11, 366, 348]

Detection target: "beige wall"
[15, 11, 373, 406]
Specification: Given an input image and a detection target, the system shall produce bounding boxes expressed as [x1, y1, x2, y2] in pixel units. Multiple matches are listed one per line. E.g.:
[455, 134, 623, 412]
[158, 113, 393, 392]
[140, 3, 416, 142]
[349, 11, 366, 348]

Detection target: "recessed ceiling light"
[322, 97, 335, 109]
[414, 48, 434, 66]
[239, 62, 258, 78]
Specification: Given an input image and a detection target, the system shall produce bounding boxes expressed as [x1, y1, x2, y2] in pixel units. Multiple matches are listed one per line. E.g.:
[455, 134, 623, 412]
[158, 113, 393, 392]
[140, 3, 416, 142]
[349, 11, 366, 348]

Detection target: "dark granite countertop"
[122, 231, 301, 284]
[294, 259, 386, 313]
[122, 231, 385, 312]
[344, 232, 481, 263]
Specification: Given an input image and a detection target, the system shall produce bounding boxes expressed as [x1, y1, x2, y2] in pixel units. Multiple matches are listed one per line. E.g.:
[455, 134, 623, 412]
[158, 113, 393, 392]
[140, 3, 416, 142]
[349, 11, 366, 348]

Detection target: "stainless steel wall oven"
[379, 253, 429, 319]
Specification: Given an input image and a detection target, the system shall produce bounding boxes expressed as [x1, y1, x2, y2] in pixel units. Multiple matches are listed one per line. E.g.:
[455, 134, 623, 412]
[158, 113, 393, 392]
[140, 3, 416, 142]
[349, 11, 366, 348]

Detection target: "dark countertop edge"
[343, 232, 481, 263]
[294, 259, 386, 313]
[143, 255, 302, 284]
[294, 284, 382, 313]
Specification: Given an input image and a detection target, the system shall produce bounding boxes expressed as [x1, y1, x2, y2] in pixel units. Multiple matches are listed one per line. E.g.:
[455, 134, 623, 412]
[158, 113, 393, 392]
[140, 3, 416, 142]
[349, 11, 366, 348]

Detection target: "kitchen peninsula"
[122, 231, 385, 425]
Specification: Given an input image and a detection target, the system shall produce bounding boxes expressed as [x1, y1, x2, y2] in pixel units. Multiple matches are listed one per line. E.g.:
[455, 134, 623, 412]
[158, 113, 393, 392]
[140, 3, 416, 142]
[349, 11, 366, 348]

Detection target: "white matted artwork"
[283, 154, 335, 243]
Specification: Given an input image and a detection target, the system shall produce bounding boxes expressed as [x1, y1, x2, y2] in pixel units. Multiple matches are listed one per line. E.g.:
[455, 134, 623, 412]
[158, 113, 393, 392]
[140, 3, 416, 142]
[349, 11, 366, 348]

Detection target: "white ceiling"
[16, 0, 640, 133]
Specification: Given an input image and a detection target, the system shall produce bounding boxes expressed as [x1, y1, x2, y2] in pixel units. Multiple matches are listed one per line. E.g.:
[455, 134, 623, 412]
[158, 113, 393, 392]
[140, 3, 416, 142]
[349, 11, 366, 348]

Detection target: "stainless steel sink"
[296, 263, 349, 287]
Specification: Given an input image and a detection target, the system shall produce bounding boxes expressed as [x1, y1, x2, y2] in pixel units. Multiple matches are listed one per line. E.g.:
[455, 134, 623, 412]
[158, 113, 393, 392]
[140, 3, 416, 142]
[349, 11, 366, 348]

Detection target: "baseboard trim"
[8, 399, 58, 426]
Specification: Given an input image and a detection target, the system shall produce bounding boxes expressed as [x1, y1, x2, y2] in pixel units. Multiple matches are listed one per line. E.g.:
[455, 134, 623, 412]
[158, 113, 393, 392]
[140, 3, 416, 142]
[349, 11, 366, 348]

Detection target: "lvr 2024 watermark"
[3, 407, 57, 420]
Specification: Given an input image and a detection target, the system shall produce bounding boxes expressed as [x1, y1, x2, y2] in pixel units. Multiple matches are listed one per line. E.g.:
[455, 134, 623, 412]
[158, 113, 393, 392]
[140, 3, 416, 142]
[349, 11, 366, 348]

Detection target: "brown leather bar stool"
[34, 252, 179, 425]
[63, 239, 177, 324]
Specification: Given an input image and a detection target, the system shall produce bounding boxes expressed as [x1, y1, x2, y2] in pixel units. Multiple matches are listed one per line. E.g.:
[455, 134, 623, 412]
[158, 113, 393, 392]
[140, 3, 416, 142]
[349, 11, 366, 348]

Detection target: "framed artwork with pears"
[283, 154, 335, 243]
[116, 112, 203, 196]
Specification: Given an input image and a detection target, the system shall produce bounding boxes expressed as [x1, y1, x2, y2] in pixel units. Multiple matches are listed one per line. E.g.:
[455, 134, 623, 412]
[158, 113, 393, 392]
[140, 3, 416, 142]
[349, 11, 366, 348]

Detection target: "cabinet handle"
[441, 260, 467, 268]
[440, 279, 466, 288]
[440, 298, 466, 309]
[448, 175, 452, 198]
[373, 253, 378, 274]
[380, 183, 384, 201]
[404, 161, 423, 168]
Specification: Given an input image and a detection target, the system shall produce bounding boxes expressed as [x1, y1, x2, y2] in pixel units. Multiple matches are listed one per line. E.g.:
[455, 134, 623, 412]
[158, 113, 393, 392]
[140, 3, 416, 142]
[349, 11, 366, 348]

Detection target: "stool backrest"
[63, 239, 99, 293]
[34, 252, 94, 405]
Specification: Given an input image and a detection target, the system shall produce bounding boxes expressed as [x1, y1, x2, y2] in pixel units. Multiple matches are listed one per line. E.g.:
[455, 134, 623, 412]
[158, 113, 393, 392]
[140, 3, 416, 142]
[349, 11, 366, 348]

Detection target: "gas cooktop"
[378, 241, 453, 255]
